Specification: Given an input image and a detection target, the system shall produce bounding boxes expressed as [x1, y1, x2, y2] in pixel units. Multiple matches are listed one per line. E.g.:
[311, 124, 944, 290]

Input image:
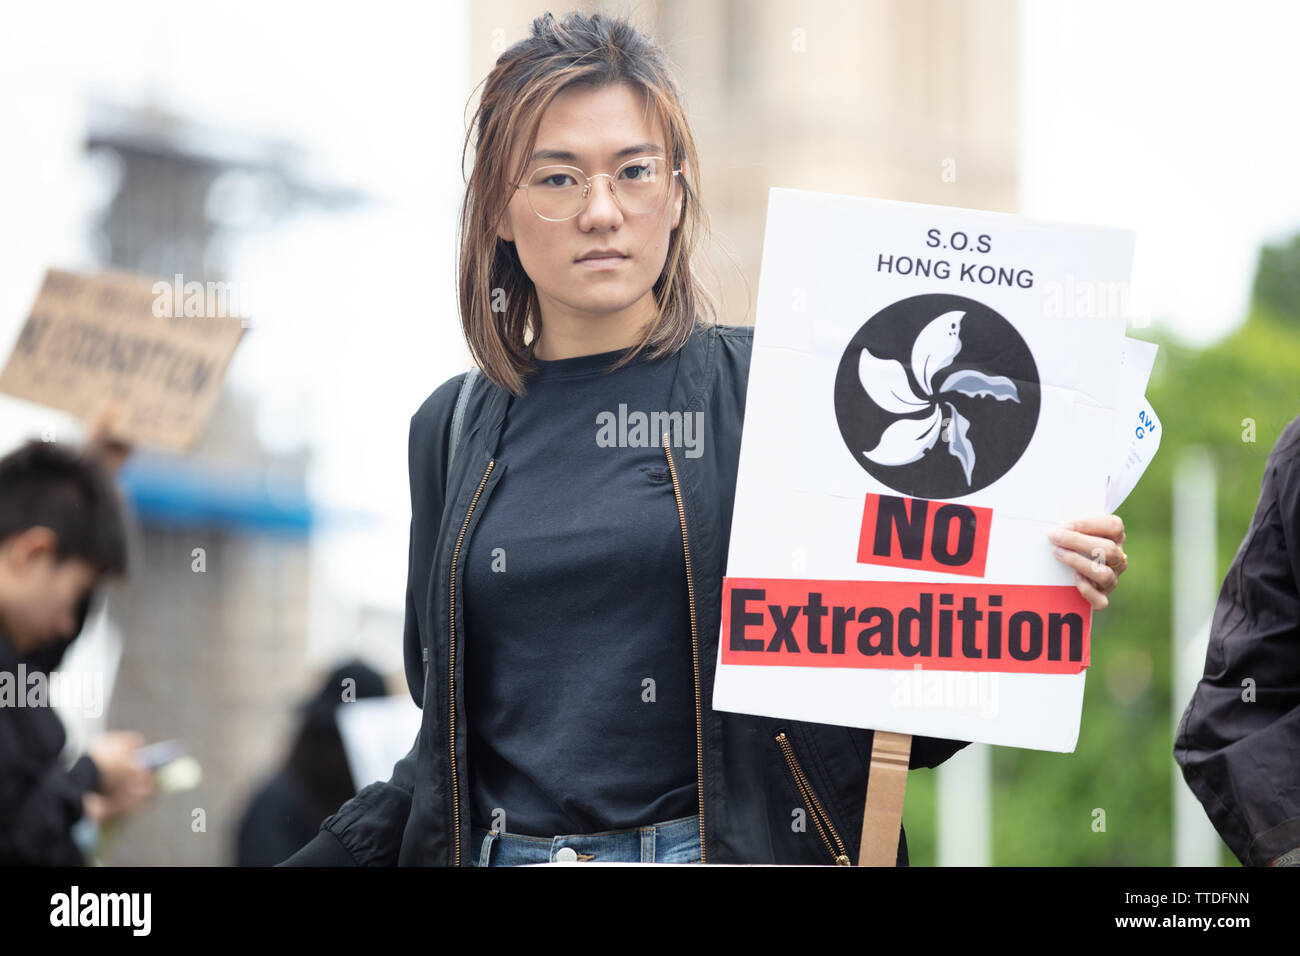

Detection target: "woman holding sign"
[282, 9, 1128, 868]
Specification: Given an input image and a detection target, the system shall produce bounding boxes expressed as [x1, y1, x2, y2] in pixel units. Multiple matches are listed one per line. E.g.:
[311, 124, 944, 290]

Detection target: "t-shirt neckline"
[528, 343, 652, 380]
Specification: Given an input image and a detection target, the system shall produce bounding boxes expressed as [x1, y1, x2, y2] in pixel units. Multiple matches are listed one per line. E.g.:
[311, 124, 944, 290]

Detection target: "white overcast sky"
[1019, 0, 1300, 346]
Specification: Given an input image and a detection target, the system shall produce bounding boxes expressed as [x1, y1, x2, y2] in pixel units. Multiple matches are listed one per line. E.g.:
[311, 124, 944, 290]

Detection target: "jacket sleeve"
[908, 736, 971, 769]
[1174, 416, 1300, 866]
[0, 724, 100, 865]
[279, 374, 465, 866]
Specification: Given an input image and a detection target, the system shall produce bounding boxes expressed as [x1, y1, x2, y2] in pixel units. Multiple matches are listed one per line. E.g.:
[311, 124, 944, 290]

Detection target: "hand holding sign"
[85, 402, 133, 475]
[1049, 514, 1127, 609]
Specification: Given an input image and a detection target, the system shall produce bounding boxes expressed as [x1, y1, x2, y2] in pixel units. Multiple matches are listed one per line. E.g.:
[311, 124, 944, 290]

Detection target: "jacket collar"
[470, 321, 719, 461]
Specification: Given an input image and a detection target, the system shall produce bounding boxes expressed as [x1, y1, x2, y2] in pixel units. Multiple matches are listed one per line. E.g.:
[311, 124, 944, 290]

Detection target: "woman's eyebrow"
[528, 142, 664, 163]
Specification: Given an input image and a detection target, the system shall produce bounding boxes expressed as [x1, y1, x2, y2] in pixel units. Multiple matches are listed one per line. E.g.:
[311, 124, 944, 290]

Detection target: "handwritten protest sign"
[714, 188, 1152, 753]
[0, 269, 246, 452]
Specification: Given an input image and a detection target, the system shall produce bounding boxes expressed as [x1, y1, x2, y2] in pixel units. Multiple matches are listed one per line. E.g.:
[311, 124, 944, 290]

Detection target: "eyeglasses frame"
[512, 155, 683, 222]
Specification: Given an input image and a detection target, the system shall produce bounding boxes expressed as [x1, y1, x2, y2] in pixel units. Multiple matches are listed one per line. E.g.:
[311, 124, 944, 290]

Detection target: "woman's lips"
[576, 254, 628, 270]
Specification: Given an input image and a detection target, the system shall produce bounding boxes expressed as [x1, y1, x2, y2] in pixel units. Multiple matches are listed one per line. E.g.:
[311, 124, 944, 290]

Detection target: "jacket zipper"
[449, 457, 495, 866]
[775, 731, 851, 865]
[662, 432, 706, 864]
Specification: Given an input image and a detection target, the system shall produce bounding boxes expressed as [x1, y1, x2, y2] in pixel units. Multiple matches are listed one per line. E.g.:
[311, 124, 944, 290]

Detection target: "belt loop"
[478, 830, 498, 867]
[643, 825, 654, 863]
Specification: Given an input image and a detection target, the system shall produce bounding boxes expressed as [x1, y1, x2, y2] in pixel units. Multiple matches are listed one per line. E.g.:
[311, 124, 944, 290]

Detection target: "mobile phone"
[135, 739, 185, 771]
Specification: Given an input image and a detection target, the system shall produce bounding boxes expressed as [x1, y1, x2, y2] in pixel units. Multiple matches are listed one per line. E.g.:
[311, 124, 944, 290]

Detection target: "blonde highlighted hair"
[458, 9, 720, 395]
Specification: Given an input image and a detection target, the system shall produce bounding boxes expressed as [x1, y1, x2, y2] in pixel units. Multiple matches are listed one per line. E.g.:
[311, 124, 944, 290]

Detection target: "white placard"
[713, 188, 1138, 753]
[333, 694, 423, 791]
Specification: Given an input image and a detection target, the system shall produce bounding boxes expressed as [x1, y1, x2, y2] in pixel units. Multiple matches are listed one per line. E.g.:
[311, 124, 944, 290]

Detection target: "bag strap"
[446, 366, 481, 495]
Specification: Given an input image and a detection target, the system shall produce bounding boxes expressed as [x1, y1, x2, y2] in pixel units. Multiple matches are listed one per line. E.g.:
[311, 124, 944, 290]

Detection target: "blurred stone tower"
[83, 103, 350, 865]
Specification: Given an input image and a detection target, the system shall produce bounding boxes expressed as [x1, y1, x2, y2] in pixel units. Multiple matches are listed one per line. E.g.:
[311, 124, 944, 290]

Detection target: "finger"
[1072, 570, 1109, 610]
[1049, 528, 1119, 561]
[1061, 514, 1125, 545]
[1112, 550, 1129, 577]
[1052, 546, 1118, 594]
[1048, 529, 1125, 571]
[1087, 537, 1125, 578]
[83, 792, 106, 823]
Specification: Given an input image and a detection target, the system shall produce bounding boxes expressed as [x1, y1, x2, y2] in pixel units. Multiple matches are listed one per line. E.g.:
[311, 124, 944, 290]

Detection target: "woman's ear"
[497, 208, 515, 244]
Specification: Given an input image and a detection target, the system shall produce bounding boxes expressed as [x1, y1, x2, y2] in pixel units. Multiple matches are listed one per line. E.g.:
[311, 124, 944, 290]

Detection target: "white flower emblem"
[859, 310, 1021, 486]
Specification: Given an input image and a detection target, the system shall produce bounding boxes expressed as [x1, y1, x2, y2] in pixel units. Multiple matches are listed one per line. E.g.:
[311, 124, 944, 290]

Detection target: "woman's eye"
[540, 173, 575, 188]
[620, 163, 650, 180]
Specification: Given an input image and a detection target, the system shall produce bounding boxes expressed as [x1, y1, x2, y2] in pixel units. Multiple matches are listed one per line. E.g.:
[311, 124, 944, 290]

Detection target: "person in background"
[1175, 414, 1300, 866]
[17, 409, 132, 676]
[0, 437, 154, 864]
[236, 659, 387, 866]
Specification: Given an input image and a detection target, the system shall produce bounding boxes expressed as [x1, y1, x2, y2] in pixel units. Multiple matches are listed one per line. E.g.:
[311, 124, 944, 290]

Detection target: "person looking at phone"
[0, 437, 155, 865]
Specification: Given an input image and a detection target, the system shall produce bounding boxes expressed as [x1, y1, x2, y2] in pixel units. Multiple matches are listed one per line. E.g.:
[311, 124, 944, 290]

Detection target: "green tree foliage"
[1251, 232, 1300, 323]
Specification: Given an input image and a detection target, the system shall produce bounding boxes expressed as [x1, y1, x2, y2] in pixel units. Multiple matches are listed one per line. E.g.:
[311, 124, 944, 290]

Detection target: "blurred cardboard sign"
[0, 269, 246, 452]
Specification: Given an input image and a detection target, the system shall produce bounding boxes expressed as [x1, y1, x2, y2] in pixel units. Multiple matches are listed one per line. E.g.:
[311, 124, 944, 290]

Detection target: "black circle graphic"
[834, 293, 1040, 499]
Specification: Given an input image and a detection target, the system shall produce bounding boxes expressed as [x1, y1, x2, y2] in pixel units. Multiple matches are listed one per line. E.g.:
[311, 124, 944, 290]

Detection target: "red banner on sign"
[856, 493, 993, 577]
[721, 577, 1090, 675]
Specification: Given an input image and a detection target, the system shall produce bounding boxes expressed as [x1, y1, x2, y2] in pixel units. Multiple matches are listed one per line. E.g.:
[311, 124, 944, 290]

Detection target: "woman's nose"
[581, 175, 623, 223]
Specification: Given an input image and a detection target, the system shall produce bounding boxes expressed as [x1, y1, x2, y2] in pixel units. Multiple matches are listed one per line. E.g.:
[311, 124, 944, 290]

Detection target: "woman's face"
[497, 82, 684, 335]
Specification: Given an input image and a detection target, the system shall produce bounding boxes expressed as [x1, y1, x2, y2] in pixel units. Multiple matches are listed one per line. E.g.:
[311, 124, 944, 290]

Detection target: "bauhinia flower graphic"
[859, 310, 1021, 486]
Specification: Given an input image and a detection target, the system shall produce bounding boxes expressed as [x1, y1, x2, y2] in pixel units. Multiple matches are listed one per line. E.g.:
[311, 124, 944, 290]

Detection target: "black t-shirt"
[463, 342, 698, 836]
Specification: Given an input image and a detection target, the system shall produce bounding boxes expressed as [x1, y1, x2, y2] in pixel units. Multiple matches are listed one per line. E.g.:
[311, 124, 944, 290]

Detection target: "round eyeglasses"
[513, 155, 682, 222]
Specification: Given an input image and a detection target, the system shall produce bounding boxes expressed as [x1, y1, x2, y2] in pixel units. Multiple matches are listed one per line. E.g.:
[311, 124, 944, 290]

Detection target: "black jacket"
[0, 625, 102, 866]
[1174, 414, 1300, 866]
[283, 321, 970, 866]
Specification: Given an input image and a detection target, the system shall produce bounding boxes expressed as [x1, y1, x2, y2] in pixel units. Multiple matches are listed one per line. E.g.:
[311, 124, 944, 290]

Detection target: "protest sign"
[714, 188, 1152, 753]
[0, 268, 246, 453]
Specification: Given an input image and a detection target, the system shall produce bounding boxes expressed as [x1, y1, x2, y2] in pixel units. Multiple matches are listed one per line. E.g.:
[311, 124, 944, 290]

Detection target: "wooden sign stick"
[858, 731, 912, 866]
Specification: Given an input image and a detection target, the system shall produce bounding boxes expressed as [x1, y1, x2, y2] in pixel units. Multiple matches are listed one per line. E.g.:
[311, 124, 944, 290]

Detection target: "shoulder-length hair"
[458, 9, 720, 396]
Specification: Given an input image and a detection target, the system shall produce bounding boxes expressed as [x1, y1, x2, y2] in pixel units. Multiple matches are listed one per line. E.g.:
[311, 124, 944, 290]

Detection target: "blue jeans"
[469, 814, 702, 865]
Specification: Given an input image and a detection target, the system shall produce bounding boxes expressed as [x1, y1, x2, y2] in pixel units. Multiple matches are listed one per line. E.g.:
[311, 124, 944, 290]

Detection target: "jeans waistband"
[469, 813, 701, 865]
